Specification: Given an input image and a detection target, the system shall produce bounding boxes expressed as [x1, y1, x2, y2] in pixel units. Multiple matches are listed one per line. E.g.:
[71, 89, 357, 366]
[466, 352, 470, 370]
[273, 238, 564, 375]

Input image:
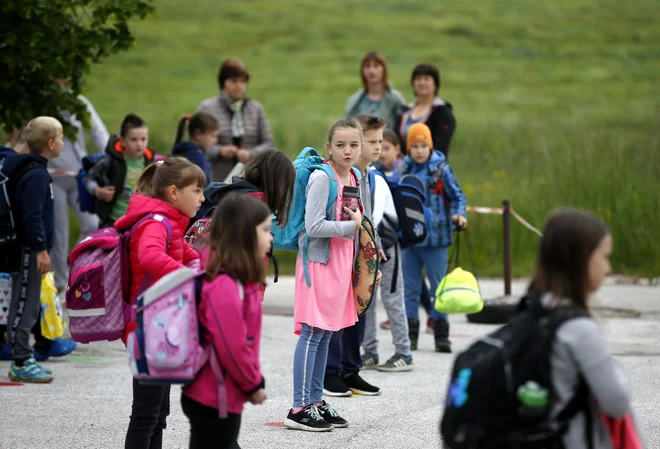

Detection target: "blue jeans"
[292, 324, 333, 407]
[402, 246, 448, 321]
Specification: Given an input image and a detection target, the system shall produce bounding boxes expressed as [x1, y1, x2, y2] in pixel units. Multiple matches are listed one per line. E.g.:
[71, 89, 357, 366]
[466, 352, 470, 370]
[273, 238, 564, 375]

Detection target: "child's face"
[359, 128, 383, 165]
[256, 215, 274, 258]
[587, 234, 612, 294]
[326, 128, 362, 171]
[122, 127, 149, 159]
[194, 128, 220, 151]
[48, 127, 64, 158]
[379, 139, 400, 169]
[410, 142, 431, 164]
[170, 183, 205, 218]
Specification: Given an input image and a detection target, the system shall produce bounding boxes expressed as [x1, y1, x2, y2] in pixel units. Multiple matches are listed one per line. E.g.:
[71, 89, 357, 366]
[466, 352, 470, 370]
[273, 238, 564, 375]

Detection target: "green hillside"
[79, 0, 659, 276]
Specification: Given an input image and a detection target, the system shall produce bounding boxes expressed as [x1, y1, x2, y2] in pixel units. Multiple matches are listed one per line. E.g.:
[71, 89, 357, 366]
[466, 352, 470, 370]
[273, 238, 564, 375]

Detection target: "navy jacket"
[1, 154, 54, 252]
[172, 141, 212, 184]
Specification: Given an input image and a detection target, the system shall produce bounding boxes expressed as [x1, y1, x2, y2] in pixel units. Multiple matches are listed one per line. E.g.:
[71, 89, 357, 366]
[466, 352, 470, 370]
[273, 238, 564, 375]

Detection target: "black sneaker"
[377, 354, 415, 372]
[318, 401, 349, 428]
[361, 353, 379, 370]
[323, 374, 353, 397]
[284, 405, 334, 432]
[342, 372, 381, 396]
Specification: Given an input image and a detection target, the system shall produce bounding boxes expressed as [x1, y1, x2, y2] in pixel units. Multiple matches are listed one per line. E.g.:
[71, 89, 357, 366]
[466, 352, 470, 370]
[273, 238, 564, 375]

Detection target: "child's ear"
[167, 185, 177, 201]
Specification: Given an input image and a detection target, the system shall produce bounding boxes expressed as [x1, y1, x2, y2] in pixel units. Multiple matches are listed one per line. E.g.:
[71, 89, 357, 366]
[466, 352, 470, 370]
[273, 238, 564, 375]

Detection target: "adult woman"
[345, 51, 407, 131]
[197, 58, 274, 182]
[397, 63, 456, 157]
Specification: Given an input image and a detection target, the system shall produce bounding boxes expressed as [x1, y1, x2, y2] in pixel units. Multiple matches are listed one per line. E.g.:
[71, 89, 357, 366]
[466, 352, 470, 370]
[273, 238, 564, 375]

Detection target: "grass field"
[72, 0, 659, 276]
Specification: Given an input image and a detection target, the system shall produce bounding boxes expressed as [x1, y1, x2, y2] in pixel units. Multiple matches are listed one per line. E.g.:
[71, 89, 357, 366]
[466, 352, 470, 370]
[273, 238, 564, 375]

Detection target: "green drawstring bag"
[435, 267, 483, 314]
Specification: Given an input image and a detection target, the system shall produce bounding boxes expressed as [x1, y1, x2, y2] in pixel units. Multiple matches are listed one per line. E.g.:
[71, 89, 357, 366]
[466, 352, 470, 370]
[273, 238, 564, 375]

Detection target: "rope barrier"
[467, 205, 543, 237]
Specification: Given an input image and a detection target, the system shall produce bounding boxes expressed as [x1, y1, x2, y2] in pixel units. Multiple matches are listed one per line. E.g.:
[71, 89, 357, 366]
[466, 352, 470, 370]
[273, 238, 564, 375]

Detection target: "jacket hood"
[172, 141, 201, 156]
[407, 96, 452, 110]
[106, 134, 154, 161]
[403, 149, 446, 173]
[204, 178, 262, 205]
[0, 153, 48, 177]
[114, 194, 190, 232]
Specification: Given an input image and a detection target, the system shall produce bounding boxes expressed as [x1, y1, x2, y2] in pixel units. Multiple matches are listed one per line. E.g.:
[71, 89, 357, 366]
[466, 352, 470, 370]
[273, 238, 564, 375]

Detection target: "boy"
[323, 115, 385, 397]
[83, 114, 154, 228]
[2, 117, 63, 382]
[401, 123, 467, 353]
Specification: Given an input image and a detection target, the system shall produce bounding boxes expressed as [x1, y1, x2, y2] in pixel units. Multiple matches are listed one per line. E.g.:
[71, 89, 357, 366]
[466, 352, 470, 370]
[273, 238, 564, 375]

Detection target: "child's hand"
[236, 149, 252, 163]
[248, 388, 267, 405]
[452, 215, 468, 230]
[378, 249, 388, 262]
[344, 207, 362, 230]
[220, 145, 238, 158]
[37, 251, 51, 274]
[94, 186, 115, 202]
[375, 270, 382, 286]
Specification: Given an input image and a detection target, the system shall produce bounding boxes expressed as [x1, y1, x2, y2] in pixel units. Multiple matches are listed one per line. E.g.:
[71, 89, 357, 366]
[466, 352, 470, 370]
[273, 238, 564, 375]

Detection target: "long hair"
[134, 157, 207, 200]
[360, 51, 389, 91]
[173, 112, 219, 146]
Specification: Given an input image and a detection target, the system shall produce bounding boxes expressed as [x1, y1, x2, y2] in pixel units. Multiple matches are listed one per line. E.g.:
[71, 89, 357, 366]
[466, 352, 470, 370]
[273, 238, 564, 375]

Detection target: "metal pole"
[503, 199, 512, 296]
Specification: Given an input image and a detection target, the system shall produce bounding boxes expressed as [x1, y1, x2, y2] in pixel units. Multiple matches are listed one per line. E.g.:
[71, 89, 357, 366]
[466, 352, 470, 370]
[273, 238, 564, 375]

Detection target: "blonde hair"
[24, 117, 62, 154]
[134, 157, 207, 201]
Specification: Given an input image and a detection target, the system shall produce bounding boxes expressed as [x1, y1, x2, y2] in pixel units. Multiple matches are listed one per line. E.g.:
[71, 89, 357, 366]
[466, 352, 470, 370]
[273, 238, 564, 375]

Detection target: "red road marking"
[0, 382, 23, 387]
[264, 422, 285, 427]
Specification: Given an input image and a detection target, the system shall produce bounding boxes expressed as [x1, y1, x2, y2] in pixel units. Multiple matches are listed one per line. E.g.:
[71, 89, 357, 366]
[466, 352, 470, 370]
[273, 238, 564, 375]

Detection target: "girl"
[113, 157, 206, 449]
[530, 209, 640, 449]
[172, 112, 220, 184]
[182, 193, 270, 449]
[284, 118, 363, 432]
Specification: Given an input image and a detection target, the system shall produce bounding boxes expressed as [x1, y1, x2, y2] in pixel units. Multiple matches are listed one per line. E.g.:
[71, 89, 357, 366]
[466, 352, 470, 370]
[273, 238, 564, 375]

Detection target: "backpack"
[65, 214, 172, 343]
[381, 172, 432, 249]
[77, 153, 106, 214]
[440, 293, 591, 449]
[126, 266, 242, 418]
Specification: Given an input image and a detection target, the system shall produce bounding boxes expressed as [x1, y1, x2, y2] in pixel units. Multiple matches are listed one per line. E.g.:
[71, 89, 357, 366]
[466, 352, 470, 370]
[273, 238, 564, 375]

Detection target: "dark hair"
[205, 192, 270, 285]
[411, 63, 441, 96]
[217, 58, 250, 90]
[355, 115, 386, 133]
[327, 117, 364, 144]
[243, 149, 295, 227]
[383, 128, 401, 147]
[529, 208, 610, 313]
[120, 114, 147, 138]
[135, 157, 207, 201]
[173, 112, 219, 146]
[360, 51, 389, 91]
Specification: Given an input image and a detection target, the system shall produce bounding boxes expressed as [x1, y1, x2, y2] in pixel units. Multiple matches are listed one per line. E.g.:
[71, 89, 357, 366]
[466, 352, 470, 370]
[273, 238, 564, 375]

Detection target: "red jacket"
[114, 194, 200, 342]
[183, 248, 264, 415]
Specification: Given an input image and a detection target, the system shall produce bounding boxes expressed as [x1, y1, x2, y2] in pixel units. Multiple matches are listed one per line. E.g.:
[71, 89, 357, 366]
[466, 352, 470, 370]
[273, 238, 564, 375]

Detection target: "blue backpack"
[272, 147, 359, 285]
[77, 153, 106, 214]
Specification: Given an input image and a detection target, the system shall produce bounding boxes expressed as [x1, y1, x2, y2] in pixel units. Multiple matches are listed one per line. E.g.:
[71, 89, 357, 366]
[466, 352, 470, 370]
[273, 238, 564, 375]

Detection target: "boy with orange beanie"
[400, 122, 467, 353]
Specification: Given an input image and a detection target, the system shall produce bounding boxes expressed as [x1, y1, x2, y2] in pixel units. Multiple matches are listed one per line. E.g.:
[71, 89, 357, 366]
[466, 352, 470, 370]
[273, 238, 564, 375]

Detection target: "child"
[2, 117, 63, 383]
[171, 112, 219, 184]
[284, 118, 363, 432]
[401, 123, 466, 353]
[182, 192, 270, 449]
[114, 157, 206, 449]
[83, 114, 154, 229]
[323, 115, 384, 397]
[528, 209, 637, 449]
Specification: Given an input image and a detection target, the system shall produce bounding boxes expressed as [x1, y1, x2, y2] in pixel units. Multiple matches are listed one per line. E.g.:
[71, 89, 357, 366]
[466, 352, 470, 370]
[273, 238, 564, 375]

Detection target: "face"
[122, 127, 149, 159]
[170, 183, 205, 218]
[586, 234, 612, 294]
[224, 76, 247, 101]
[194, 128, 220, 150]
[326, 128, 362, 171]
[413, 74, 436, 98]
[256, 215, 274, 258]
[49, 127, 64, 158]
[379, 139, 400, 169]
[410, 142, 431, 164]
[360, 128, 383, 164]
[362, 60, 384, 86]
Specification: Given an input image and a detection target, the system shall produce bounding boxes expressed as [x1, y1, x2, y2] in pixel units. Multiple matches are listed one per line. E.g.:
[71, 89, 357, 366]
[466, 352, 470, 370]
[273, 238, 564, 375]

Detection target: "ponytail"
[134, 162, 160, 196]
[135, 158, 206, 201]
[173, 115, 192, 146]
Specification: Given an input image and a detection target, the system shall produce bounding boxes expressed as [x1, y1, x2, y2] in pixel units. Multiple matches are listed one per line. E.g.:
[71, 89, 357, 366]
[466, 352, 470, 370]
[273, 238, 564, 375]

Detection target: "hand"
[452, 215, 468, 230]
[236, 149, 252, 163]
[378, 249, 388, 262]
[94, 186, 115, 202]
[248, 388, 267, 405]
[6, 128, 22, 147]
[344, 207, 362, 230]
[36, 251, 50, 274]
[219, 145, 238, 158]
[375, 270, 382, 286]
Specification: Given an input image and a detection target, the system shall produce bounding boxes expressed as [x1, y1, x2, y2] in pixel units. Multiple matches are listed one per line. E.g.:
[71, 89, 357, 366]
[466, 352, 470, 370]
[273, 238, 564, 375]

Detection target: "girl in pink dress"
[284, 118, 364, 432]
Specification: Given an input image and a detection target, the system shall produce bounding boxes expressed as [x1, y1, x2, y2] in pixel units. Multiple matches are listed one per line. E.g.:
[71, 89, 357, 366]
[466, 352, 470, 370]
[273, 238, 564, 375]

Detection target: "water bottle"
[517, 381, 548, 418]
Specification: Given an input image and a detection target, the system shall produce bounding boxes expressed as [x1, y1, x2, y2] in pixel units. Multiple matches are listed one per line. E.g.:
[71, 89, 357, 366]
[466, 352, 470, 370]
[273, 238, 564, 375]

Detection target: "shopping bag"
[40, 272, 64, 339]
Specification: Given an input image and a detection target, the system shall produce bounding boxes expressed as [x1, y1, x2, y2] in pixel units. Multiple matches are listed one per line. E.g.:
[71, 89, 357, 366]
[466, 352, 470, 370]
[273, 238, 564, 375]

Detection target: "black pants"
[125, 379, 170, 449]
[325, 312, 366, 375]
[181, 394, 242, 449]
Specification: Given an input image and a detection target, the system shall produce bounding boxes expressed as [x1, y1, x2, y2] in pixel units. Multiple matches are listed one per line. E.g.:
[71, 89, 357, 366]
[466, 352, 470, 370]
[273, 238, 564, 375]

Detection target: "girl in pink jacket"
[182, 192, 273, 449]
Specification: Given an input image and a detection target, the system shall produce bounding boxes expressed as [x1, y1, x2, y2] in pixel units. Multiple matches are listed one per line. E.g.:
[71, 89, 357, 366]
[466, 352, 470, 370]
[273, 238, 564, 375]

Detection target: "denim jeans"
[402, 246, 448, 321]
[292, 324, 333, 407]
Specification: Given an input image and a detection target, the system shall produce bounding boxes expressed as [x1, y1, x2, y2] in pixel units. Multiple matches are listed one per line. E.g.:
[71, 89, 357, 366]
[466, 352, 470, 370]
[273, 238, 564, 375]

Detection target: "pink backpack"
[65, 213, 172, 343]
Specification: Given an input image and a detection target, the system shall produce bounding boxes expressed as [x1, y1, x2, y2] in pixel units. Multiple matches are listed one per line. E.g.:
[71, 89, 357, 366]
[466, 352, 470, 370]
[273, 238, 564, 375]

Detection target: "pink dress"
[293, 172, 357, 335]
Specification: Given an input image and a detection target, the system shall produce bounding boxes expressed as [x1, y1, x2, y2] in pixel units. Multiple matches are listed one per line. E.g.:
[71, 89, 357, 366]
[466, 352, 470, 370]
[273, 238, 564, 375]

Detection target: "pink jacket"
[182, 250, 264, 415]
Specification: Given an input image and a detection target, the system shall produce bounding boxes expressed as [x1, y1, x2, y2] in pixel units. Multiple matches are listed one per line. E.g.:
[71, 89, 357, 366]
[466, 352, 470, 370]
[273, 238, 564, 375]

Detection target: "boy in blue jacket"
[1, 117, 63, 382]
[401, 123, 467, 353]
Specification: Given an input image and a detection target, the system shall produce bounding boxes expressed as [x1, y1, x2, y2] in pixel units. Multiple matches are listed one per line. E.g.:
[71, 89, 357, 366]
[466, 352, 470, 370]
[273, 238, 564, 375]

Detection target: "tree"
[0, 0, 154, 138]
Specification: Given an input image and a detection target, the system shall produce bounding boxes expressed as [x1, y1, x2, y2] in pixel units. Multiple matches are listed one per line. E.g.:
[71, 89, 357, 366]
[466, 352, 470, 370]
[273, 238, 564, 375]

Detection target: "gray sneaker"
[377, 354, 415, 372]
[361, 353, 379, 370]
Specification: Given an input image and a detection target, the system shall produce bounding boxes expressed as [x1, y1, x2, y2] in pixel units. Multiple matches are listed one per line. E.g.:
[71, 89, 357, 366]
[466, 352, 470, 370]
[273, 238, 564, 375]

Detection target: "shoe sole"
[377, 365, 415, 373]
[329, 422, 349, 428]
[361, 364, 379, 370]
[349, 388, 381, 396]
[323, 389, 353, 397]
[283, 419, 334, 432]
[8, 374, 53, 384]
